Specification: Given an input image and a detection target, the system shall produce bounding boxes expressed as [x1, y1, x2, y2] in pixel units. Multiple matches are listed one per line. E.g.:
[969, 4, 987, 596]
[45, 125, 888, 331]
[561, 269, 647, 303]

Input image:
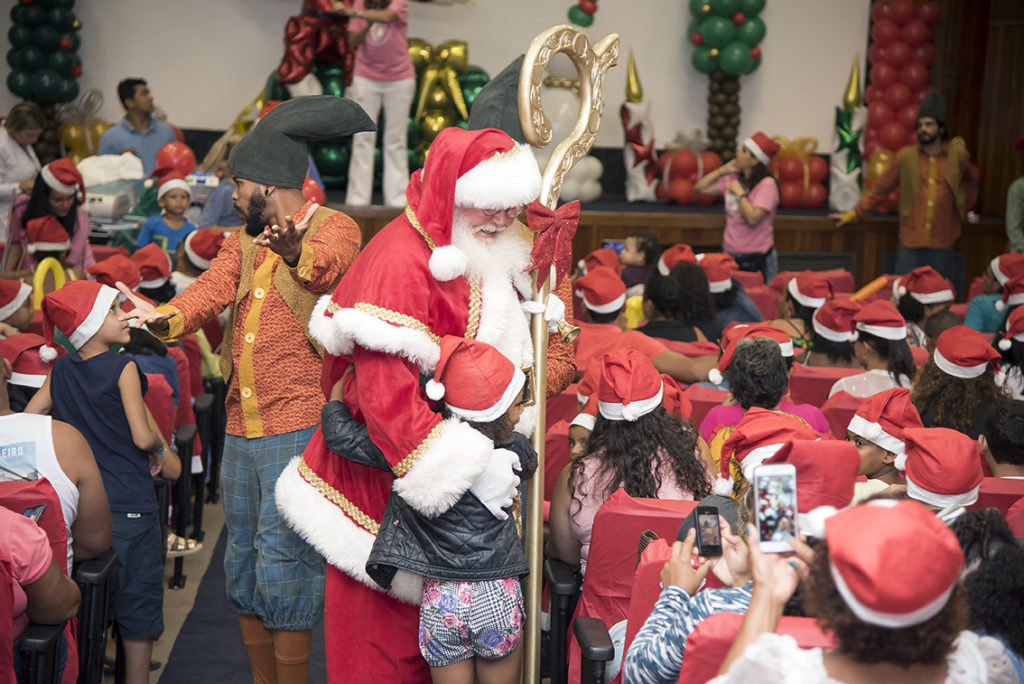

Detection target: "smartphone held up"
[694, 505, 723, 558]
[753, 463, 799, 553]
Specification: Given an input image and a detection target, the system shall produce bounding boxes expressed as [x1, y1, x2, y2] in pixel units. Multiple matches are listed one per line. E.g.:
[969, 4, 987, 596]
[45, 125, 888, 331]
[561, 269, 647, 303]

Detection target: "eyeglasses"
[481, 206, 523, 220]
[519, 366, 536, 408]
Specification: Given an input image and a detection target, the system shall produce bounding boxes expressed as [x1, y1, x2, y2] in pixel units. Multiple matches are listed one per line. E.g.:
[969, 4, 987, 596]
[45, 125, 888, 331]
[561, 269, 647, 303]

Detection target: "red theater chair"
[966, 478, 1024, 516]
[788, 363, 861, 408]
[821, 391, 863, 439]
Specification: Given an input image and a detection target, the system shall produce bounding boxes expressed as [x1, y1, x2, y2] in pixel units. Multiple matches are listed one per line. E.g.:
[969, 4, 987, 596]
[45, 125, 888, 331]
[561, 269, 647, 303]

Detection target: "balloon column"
[688, 0, 766, 162]
[657, 130, 722, 206]
[7, 0, 82, 104]
[770, 136, 827, 209]
[57, 88, 111, 164]
[828, 58, 867, 212]
[621, 50, 658, 202]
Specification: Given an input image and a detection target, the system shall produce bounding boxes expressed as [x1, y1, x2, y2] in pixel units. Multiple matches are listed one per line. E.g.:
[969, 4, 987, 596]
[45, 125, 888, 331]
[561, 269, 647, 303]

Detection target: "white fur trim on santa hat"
[570, 412, 596, 431]
[138, 274, 169, 289]
[991, 257, 1010, 286]
[856, 321, 907, 341]
[0, 282, 31, 322]
[995, 300, 1006, 312]
[599, 384, 664, 422]
[813, 316, 856, 344]
[184, 232, 211, 271]
[788, 278, 828, 309]
[38, 345, 58, 363]
[275, 456, 422, 604]
[40, 165, 76, 196]
[581, 291, 626, 315]
[453, 144, 541, 211]
[829, 556, 956, 629]
[740, 443, 786, 482]
[657, 257, 670, 276]
[9, 371, 46, 388]
[798, 505, 838, 540]
[906, 475, 980, 510]
[27, 239, 71, 254]
[446, 366, 526, 424]
[907, 288, 954, 305]
[157, 178, 191, 201]
[847, 414, 905, 454]
[69, 284, 118, 350]
[392, 417, 494, 518]
[707, 277, 732, 294]
[708, 368, 724, 385]
[429, 245, 467, 282]
[933, 347, 989, 379]
[893, 452, 908, 472]
[425, 379, 446, 401]
[713, 476, 735, 497]
[998, 337, 1014, 352]
[743, 137, 770, 166]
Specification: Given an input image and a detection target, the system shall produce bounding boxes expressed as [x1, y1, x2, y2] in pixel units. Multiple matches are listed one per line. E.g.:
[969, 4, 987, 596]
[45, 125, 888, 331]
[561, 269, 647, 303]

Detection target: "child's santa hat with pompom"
[0, 278, 33, 324]
[894, 266, 954, 304]
[713, 407, 821, 496]
[41, 281, 118, 351]
[0, 332, 61, 387]
[25, 216, 70, 254]
[996, 273, 1024, 312]
[989, 253, 1024, 287]
[898, 427, 982, 509]
[183, 229, 226, 271]
[853, 300, 907, 340]
[131, 243, 172, 289]
[997, 306, 1024, 355]
[787, 273, 833, 309]
[657, 244, 696, 276]
[707, 324, 793, 386]
[812, 298, 862, 343]
[425, 335, 526, 423]
[574, 266, 626, 315]
[847, 387, 922, 457]
[87, 254, 141, 291]
[695, 253, 738, 293]
[597, 349, 664, 422]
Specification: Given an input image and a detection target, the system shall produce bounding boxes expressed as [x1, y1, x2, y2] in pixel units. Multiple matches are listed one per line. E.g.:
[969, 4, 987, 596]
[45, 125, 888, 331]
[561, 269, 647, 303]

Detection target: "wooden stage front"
[327, 200, 1009, 295]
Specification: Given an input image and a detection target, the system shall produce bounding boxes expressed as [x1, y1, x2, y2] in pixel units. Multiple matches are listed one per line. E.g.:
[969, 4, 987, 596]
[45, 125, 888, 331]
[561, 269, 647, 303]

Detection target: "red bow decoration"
[526, 200, 580, 291]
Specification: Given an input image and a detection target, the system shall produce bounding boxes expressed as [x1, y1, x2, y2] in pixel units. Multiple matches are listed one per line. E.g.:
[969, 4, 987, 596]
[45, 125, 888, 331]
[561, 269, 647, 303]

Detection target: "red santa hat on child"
[998, 306, 1024, 353]
[762, 439, 859, 538]
[87, 254, 141, 290]
[898, 427, 982, 509]
[41, 281, 118, 351]
[895, 266, 954, 304]
[570, 394, 598, 432]
[131, 243, 172, 289]
[847, 387, 923, 455]
[787, 273, 833, 309]
[812, 299, 862, 343]
[657, 244, 696, 276]
[0, 332, 59, 387]
[0, 279, 32, 323]
[708, 324, 794, 385]
[696, 253, 738, 293]
[933, 325, 1000, 379]
[743, 131, 781, 166]
[578, 248, 623, 276]
[597, 349, 664, 422]
[660, 374, 692, 420]
[853, 300, 907, 340]
[144, 165, 192, 201]
[990, 253, 1024, 287]
[575, 266, 626, 314]
[40, 158, 85, 201]
[996, 273, 1024, 312]
[825, 499, 964, 628]
[406, 127, 540, 282]
[424, 335, 526, 422]
[714, 407, 821, 496]
[184, 229, 226, 271]
[25, 216, 70, 254]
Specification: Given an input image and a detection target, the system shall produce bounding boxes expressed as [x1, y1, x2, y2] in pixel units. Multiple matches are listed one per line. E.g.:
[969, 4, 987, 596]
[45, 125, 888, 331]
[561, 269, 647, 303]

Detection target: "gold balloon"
[426, 84, 451, 111]
[700, 3, 712, 16]
[436, 40, 468, 75]
[865, 148, 893, 185]
[625, 49, 643, 104]
[842, 55, 862, 110]
[72, 17, 81, 31]
[408, 38, 431, 73]
[86, 118, 111, 154]
[709, 48, 720, 59]
[411, 39, 470, 122]
[420, 108, 457, 146]
[59, 122, 88, 159]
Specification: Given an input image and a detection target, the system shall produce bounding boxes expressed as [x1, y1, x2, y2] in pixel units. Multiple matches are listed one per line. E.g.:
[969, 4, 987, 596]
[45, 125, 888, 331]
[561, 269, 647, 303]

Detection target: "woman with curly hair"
[547, 350, 711, 575]
[640, 269, 721, 343]
[707, 500, 1018, 684]
[912, 326, 1005, 439]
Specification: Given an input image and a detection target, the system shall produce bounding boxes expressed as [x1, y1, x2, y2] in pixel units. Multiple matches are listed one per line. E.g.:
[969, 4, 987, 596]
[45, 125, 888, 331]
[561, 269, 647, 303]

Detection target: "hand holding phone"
[660, 529, 712, 595]
[753, 463, 799, 553]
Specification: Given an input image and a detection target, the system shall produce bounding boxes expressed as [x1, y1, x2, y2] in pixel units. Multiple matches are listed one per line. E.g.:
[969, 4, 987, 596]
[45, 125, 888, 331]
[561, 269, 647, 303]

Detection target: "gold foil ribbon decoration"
[411, 39, 469, 122]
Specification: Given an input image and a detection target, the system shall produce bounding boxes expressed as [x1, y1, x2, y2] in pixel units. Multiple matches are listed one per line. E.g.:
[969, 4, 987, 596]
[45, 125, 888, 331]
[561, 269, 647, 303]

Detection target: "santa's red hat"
[762, 439, 859, 537]
[570, 394, 598, 431]
[131, 243, 172, 288]
[853, 300, 907, 340]
[657, 244, 696, 276]
[998, 306, 1024, 352]
[847, 387, 922, 455]
[407, 127, 540, 282]
[708, 323, 793, 385]
[714, 407, 821, 495]
[899, 427, 982, 509]
[0, 278, 32, 323]
[575, 266, 626, 314]
[40, 158, 85, 201]
[812, 298, 862, 343]
[933, 325, 1000, 379]
[825, 499, 963, 628]
[743, 131, 780, 166]
[576, 361, 601, 405]
[41, 281, 118, 350]
[996, 274, 1024, 312]
[896, 266, 954, 304]
[87, 254, 140, 290]
[787, 273, 833, 309]
[719, 321, 756, 351]
[25, 215, 70, 254]
[695, 253, 738, 293]
[157, 171, 191, 202]
[424, 335, 525, 423]
[0, 332, 59, 388]
[579, 248, 622, 276]
[990, 253, 1024, 287]
[660, 374, 692, 420]
[184, 229, 226, 271]
[597, 349, 664, 422]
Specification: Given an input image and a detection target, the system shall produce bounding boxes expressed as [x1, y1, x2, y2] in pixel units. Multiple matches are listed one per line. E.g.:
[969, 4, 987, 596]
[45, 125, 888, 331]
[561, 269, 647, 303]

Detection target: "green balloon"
[56, 77, 78, 103]
[7, 71, 32, 98]
[709, 0, 740, 16]
[47, 8, 73, 30]
[48, 50, 74, 76]
[9, 25, 32, 48]
[406, 117, 421, 149]
[7, 48, 22, 70]
[689, 0, 705, 17]
[310, 142, 350, 176]
[737, 0, 765, 15]
[691, 46, 717, 74]
[31, 68, 62, 101]
[700, 16, 736, 48]
[22, 5, 46, 27]
[744, 55, 761, 75]
[319, 174, 346, 189]
[20, 46, 45, 72]
[264, 70, 288, 102]
[462, 84, 484, 111]
[10, 6, 25, 24]
[33, 25, 60, 51]
[719, 41, 753, 76]
[37, 0, 58, 7]
[317, 66, 345, 97]
[737, 17, 765, 45]
[567, 6, 593, 27]
[60, 31, 79, 51]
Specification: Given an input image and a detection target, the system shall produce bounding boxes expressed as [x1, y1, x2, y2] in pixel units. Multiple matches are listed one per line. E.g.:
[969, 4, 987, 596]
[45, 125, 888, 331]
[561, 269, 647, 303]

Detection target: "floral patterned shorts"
[418, 577, 523, 667]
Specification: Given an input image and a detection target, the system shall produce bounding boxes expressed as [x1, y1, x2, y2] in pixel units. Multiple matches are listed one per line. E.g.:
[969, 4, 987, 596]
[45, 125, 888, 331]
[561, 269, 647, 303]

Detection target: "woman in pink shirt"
[695, 132, 781, 284]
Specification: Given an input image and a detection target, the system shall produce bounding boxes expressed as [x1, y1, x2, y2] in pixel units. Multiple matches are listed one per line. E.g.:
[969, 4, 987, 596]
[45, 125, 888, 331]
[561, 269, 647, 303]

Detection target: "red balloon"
[888, 189, 900, 205]
[883, 82, 912, 110]
[868, 101, 894, 128]
[864, 84, 884, 105]
[901, 19, 932, 47]
[879, 199, 894, 214]
[694, 190, 718, 206]
[806, 156, 828, 184]
[867, 44, 887, 66]
[776, 157, 804, 183]
[700, 151, 722, 178]
[896, 103, 919, 131]
[912, 43, 934, 66]
[917, 0, 940, 25]
[865, 126, 879, 143]
[886, 41, 912, 68]
[732, 11, 746, 25]
[871, 19, 900, 48]
[879, 121, 908, 151]
[780, 181, 804, 208]
[914, 88, 930, 103]
[71, 66, 81, 78]
[666, 149, 698, 183]
[864, 139, 884, 162]
[899, 62, 929, 90]
[155, 142, 195, 176]
[750, 46, 761, 61]
[655, 182, 668, 201]
[301, 176, 324, 204]
[579, 0, 597, 14]
[690, 32, 703, 46]
[888, 0, 916, 24]
[869, 62, 898, 88]
[58, 36, 72, 51]
[670, 178, 694, 204]
[805, 183, 827, 209]
[870, 0, 892, 23]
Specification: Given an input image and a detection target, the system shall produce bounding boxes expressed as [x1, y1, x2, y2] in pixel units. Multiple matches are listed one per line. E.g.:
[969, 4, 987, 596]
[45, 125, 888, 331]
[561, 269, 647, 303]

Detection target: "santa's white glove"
[521, 294, 566, 333]
[469, 448, 521, 520]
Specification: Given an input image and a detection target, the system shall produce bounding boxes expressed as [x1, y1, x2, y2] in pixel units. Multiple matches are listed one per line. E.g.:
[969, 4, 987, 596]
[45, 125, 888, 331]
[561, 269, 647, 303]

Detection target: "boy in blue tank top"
[28, 280, 177, 684]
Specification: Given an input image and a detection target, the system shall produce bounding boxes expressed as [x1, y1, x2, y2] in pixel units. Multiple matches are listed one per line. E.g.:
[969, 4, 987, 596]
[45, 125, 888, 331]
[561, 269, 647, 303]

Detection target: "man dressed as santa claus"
[276, 125, 576, 681]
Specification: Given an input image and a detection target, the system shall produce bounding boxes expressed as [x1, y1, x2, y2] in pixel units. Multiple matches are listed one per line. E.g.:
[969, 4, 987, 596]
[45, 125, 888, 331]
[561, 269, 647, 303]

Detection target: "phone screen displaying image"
[754, 467, 798, 552]
[694, 506, 722, 557]
[22, 504, 46, 523]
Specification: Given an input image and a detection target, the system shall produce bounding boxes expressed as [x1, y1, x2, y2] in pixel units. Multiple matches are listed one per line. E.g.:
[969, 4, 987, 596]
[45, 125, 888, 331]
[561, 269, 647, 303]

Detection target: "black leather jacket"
[320, 400, 537, 589]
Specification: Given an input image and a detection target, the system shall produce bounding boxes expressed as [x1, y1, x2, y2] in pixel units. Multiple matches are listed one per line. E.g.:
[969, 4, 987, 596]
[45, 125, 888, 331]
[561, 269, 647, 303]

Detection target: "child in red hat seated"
[828, 300, 917, 398]
[994, 305, 1024, 399]
[689, 252, 764, 330]
[134, 168, 197, 264]
[802, 298, 863, 369]
[0, 277, 33, 336]
[769, 273, 834, 350]
[963, 253, 1024, 333]
[845, 387, 923, 502]
[893, 265, 955, 347]
[896, 427, 983, 522]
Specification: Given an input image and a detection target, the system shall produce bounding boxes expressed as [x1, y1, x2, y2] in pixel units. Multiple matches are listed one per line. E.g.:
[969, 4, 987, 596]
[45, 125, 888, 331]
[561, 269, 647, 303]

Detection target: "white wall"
[0, 0, 869, 149]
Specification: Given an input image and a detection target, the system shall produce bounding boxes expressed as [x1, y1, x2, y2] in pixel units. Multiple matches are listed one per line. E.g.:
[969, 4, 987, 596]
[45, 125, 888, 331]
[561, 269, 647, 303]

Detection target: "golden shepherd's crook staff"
[518, 25, 619, 683]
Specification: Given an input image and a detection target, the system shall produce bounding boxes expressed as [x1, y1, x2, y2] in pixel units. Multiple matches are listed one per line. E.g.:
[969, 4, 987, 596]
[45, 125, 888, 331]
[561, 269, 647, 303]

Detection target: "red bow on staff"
[526, 200, 580, 291]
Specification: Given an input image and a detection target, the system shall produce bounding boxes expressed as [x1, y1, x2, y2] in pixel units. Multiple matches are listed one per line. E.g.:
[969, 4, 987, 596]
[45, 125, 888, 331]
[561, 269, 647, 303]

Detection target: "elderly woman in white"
[0, 102, 44, 243]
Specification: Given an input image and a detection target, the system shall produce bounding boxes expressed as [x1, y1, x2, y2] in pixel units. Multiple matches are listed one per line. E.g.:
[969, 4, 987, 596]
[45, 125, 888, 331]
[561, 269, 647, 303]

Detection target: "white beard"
[451, 214, 532, 285]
